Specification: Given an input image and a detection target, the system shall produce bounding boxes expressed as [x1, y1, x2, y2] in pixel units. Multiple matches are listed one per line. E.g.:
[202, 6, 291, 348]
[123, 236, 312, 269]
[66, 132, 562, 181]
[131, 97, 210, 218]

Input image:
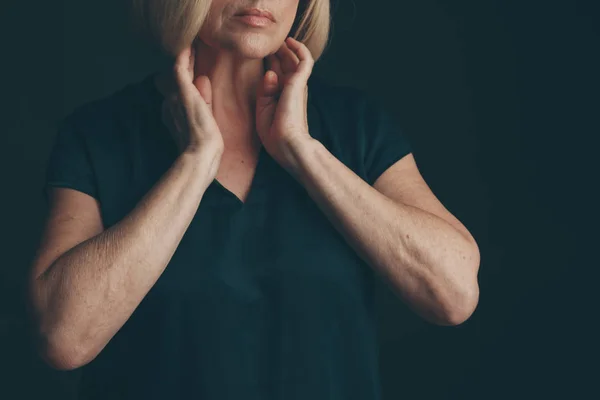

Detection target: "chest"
[148, 170, 375, 306]
[100, 118, 376, 317]
[214, 145, 261, 204]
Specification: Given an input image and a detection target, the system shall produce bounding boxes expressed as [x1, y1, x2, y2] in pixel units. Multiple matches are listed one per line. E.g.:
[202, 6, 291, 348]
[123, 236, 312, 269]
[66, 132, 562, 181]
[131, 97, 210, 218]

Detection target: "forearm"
[34, 149, 220, 365]
[286, 139, 479, 325]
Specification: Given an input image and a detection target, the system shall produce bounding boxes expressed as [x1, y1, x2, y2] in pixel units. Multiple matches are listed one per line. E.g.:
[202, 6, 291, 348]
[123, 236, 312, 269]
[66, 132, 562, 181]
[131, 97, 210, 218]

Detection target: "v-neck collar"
[212, 143, 268, 207]
[143, 70, 323, 210]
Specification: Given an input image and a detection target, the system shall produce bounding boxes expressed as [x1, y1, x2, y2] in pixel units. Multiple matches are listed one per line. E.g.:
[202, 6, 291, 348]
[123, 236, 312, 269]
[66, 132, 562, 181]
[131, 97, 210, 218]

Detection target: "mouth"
[234, 8, 276, 22]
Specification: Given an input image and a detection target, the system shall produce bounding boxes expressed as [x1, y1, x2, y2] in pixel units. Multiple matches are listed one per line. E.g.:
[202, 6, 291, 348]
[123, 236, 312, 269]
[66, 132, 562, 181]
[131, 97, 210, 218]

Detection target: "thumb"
[255, 70, 279, 134]
[193, 75, 213, 112]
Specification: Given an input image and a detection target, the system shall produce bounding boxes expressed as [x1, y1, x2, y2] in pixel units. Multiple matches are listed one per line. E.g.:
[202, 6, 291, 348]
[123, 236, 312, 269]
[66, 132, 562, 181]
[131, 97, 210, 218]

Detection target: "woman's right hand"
[161, 46, 225, 161]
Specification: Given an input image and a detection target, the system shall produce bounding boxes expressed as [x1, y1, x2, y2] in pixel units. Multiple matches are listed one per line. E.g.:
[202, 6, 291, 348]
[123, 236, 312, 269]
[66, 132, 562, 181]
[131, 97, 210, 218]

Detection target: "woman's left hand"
[256, 37, 315, 170]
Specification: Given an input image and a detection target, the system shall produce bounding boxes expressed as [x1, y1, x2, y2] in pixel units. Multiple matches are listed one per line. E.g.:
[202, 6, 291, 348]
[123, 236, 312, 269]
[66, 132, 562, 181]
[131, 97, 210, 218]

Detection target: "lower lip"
[234, 15, 274, 27]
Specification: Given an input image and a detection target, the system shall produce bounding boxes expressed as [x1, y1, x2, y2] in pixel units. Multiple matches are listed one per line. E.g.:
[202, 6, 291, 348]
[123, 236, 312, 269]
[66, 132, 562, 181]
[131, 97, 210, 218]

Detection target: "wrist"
[179, 148, 223, 186]
[281, 136, 321, 179]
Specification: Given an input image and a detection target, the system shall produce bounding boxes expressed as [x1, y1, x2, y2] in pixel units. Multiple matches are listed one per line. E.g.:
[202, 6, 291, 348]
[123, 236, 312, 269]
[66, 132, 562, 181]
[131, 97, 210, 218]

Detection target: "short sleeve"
[360, 96, 413, 185]
[43, 116, 98, 203]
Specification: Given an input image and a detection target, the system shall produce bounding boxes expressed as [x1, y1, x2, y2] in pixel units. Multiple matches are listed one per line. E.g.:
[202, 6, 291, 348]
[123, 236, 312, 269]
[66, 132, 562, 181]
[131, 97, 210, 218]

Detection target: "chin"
[226, 33, 280, 59]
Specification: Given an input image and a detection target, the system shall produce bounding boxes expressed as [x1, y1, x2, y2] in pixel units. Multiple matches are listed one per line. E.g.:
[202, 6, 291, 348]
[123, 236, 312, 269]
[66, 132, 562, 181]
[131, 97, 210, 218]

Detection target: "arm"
[284, 138, 480, 326]
[28, 148, 220, 371]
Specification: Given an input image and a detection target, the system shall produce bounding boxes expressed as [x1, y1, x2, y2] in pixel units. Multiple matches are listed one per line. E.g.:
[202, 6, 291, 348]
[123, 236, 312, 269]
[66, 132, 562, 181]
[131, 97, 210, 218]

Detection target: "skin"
[159, 0, 481, 327]
[159, 0, 304, 162]
[28, 0, 480, 372]
[27, 0, 316, 371]
[162, 0, 481, 326]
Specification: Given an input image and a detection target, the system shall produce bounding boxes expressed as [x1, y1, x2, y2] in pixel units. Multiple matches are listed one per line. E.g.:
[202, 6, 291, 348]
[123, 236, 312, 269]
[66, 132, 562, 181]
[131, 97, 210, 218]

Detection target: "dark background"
[1, 0, 597, 398]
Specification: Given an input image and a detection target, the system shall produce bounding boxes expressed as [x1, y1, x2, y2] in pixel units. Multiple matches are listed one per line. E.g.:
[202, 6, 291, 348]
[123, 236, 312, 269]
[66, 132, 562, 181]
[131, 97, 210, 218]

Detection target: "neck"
[193, 40, 266, 138]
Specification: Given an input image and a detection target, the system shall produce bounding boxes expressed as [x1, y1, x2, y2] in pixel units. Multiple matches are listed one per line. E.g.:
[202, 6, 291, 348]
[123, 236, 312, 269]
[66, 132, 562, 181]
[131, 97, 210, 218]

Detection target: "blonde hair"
[131, 0, 330, 61]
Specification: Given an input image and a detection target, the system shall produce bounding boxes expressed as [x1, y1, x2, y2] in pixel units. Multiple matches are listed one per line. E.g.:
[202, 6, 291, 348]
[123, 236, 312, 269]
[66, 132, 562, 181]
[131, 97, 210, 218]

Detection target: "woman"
[27, 0, 481, 399]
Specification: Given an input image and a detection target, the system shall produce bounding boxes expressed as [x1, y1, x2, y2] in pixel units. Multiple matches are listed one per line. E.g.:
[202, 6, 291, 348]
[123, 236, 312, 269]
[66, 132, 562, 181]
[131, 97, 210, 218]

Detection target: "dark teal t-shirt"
[43, 72, 413, 400]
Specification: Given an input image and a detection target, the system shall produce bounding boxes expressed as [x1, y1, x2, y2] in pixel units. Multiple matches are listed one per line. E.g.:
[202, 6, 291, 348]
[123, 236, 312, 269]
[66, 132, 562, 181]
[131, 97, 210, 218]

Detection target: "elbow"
[27, 275, 94, 371]
[40, 349, 83, 372]
[35, 332, 90, 371]
[435, 280, 480, 326]
[27, 292, 84, 370]
[437, 246, 481, 326]
[31, 314, 95, 371]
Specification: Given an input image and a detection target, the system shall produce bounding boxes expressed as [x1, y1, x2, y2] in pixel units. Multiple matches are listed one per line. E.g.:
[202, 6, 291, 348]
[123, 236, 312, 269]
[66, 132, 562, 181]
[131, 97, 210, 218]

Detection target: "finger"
[174, 47, 192, 83]
[275, 46, 298, 75]
[267, 54, 284, 91]
[276, 41, 300, 74]
[284, 37, 314, 85]
[255, 70, 279, 136]
[256, 70, 279, 113]
[194, 75, 213, 113]
[280, 40, 300, 64]
[260, 70, 280, 99]
[188, 46, 196, 77]
[173, 47, 197, 109]
[175, 47, 192, 68]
